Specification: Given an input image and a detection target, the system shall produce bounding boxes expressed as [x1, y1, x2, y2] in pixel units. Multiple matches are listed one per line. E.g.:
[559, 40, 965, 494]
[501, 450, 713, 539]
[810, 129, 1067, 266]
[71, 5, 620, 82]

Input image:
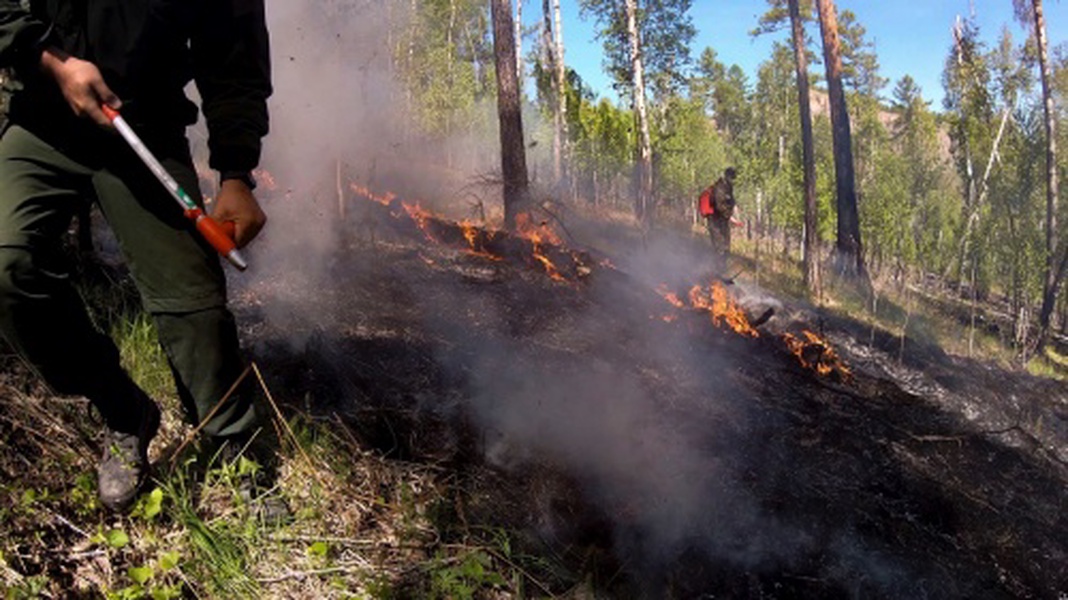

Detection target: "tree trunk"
[541, 0, 562, 184]
[625, 0, 654, 226]
[553, 0, 570, 198]
[515, 0, 524, 83]
[490, 0, 530, 229]
[816, 0, 864, 277]
[1034, 0, 1063, 353]
[790, 0, 819, 296]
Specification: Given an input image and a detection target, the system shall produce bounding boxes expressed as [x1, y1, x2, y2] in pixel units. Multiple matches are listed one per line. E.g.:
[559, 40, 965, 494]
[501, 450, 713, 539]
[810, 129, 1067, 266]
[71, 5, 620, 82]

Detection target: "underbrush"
[0, 306, 549, 599]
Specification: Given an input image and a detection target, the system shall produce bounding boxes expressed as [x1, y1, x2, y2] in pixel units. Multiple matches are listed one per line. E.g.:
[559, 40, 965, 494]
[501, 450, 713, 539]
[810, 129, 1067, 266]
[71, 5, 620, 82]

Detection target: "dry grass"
[0, 334, 530, 599]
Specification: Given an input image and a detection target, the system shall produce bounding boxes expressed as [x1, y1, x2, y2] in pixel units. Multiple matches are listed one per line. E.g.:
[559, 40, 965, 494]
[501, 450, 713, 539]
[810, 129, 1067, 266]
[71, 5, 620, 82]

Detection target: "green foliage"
[579, 0, 696, 100]
[132, 487, 164, 522]
[112, 313, 174, 402]
[427, 550, 506, 600]
[2, 574, 50, 599]
[751, 0, 816, 37]
[307, 540, 330, 560]
[104, 528, 130, 549]
[69, 472, 100, 516]
[163, 462, 260, 598]
[692, 48, 753, 143]
[569, 97, 634, 205]
[653, 94, 727, 216]
[396, 0, 495, 139]
[837, 9, 887, 96]
[105, 548, 184, 600]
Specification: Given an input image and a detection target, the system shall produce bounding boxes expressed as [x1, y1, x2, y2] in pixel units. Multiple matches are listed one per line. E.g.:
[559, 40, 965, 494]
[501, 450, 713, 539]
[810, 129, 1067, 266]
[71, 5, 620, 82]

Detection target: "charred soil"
[237, 198, 1068, 598]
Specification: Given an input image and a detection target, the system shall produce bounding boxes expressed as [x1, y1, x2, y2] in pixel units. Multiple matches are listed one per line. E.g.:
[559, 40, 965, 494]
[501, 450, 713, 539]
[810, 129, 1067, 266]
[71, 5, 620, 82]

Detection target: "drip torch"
[101, 105, 248, 271]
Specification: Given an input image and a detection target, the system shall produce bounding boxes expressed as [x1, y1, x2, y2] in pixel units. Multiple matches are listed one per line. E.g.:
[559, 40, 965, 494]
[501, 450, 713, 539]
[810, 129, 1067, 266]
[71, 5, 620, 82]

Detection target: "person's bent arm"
[192, 0, 272, 248]
[39, 47, 119, 127]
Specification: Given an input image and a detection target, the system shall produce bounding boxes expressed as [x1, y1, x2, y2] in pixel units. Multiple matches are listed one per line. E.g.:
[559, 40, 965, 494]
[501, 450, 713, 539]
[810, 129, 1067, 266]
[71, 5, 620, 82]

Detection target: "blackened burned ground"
[237, 220, 1068, 598]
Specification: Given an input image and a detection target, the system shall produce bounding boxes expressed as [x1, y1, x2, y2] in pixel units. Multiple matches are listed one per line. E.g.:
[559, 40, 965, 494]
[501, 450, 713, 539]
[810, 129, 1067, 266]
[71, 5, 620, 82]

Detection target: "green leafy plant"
[428, 550, 506, 600]
[131, 487, 164, 522]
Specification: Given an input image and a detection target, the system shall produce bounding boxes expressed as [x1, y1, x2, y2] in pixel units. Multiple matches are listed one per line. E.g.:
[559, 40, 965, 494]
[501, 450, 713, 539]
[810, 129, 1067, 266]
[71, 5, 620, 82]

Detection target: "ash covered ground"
[233, 198, 1068, 599]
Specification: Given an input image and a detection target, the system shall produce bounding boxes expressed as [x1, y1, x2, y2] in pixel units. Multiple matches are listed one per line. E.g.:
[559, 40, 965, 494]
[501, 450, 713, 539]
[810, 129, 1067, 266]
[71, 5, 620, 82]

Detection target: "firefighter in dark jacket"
[0, 0, 272, 512]
[703, 167, 736, 269]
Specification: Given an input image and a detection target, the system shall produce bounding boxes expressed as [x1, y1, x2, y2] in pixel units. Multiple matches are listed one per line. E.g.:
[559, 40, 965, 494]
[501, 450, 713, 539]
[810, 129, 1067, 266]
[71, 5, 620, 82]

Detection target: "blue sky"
[523, 1, 1068, 109]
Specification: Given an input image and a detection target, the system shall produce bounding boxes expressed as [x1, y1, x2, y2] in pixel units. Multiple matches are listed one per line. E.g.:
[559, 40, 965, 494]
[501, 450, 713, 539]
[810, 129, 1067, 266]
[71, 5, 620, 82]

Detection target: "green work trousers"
[708, 216, 731, 272]
[0, 123, 256, 437]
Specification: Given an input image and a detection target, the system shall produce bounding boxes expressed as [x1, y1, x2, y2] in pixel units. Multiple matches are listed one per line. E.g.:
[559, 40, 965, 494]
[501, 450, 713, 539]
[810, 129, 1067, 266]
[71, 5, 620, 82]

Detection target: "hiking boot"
[97, 396, 161, 512]
[217, 434, 292, 523]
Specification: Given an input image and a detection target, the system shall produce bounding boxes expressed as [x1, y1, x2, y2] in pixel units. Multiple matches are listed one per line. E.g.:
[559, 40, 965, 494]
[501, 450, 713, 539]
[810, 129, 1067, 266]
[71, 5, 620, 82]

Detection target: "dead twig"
[251, 362, 315, 470]
[267, 534, 429, 551]
[50, 512, 90, 540]
[256, 562, 371, 585]
[168, 364, 253, 471]
[482, 545, 556, 598]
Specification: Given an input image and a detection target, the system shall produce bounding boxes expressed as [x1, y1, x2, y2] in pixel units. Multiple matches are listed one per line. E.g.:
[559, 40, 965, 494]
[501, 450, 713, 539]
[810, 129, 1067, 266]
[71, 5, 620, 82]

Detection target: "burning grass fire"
[782, 330, 853, 380]
[348, 182, 853, 381]
[349, 183, 590, 282]
[657, 280, 852, 379]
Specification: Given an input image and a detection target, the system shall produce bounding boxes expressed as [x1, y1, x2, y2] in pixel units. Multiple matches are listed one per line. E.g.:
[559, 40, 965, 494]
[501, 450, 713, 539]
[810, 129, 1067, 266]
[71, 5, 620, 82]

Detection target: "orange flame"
[515, 213, 566, 281]
[687, 282, 759, 338]
[656, 284, 685, 308]
[459, 219, 503, 261]
[460, 220, 478, 248]
[350, 182, 396, 206]
[782, 330, 852, 378]
[514, 213, 563, 246]
[351, 187, 581, 282]
[401, 201, 438, 242]
[656, 281, 758, 337]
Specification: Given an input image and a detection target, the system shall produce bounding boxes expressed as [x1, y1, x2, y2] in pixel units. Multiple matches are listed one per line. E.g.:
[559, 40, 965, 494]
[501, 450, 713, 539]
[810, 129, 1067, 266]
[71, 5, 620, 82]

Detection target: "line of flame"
[352, 183, 575, 281]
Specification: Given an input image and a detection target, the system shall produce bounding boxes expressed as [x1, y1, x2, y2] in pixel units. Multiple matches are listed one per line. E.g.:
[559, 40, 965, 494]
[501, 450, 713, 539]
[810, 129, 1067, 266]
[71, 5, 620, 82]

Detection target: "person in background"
[0, 0, 277, 513]
[700, 167, 737, 270]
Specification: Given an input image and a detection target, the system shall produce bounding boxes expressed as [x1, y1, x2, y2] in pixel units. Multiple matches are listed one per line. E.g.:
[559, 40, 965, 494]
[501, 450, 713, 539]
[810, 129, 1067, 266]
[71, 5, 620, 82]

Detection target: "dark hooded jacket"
[0, 0, 271, 174]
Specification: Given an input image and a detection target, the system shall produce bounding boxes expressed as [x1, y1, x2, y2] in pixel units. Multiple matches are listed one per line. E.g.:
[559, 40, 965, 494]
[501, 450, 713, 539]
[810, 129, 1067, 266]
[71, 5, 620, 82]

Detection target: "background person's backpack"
[698, 186, 714, 217]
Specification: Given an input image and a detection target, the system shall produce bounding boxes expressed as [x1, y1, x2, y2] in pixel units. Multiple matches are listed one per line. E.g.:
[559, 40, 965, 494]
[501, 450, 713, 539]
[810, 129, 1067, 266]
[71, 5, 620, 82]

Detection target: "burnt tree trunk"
[790, 0, 819, 296]
[816, 0, 864, 278]
[491, 0, 530, 229]
[625, 0, 654, 227]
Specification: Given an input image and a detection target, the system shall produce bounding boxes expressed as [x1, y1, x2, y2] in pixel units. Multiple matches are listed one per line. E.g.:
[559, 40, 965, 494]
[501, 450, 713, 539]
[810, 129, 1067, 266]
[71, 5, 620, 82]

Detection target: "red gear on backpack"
[698, 186, 714, 217]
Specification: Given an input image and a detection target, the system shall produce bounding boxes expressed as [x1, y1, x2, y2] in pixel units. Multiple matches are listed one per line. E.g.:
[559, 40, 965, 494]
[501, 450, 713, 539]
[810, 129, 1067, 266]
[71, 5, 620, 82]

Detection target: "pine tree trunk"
[625, 0, 653, 226]
[790, 0, 819, 296]
[490, 0, 530, 229]
[816, 0, 865, 278]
